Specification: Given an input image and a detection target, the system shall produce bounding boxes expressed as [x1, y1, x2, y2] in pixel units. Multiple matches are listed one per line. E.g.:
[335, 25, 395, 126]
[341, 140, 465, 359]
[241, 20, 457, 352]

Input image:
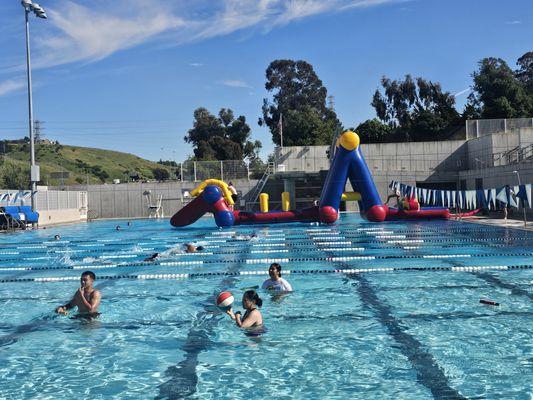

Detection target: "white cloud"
[1, 0, 403, 74]
[505, 20, 522, 25]
[219, 79, 252, 88]
[0, 79, 26, 97]
[189, 63, 204, 67]
[33, 1, 185, 69]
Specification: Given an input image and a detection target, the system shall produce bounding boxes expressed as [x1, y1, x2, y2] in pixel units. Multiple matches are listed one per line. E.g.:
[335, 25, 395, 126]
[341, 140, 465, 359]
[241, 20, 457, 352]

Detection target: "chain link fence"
[466, 118, 533, 139]
[179, 160, 250, 182]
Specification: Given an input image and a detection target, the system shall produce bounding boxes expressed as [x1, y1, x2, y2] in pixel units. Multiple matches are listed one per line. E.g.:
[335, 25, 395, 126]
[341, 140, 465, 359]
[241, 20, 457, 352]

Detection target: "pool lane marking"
[312, 232, 468, 399]
[3, 252, 533, 272]
[157, 231, 258, 398]
[349, 273, 468, 399]
[250, 249, 289, 254]
[375, 235, 406, 239]
[472, 271, 533, 300]
[1, 231, 532, 254]
[0, 225, 529, 248]
[2, 265, 532, 283]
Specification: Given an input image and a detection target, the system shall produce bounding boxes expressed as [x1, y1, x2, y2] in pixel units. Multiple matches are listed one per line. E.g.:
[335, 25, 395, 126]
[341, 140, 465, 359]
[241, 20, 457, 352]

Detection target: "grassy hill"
[0, 140, 177, 187]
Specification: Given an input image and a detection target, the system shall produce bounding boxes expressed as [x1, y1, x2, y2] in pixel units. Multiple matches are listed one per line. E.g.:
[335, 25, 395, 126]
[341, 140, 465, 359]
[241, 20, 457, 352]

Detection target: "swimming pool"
[0, 214, 532, 399]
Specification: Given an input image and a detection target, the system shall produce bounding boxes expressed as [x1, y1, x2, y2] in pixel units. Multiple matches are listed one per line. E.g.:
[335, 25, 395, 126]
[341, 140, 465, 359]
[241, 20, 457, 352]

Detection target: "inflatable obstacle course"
[170, 131, 465, 228]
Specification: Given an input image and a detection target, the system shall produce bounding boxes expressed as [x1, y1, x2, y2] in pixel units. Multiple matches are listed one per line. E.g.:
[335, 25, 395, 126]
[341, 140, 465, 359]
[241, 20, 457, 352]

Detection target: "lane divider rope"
[1, 264, 531, 283]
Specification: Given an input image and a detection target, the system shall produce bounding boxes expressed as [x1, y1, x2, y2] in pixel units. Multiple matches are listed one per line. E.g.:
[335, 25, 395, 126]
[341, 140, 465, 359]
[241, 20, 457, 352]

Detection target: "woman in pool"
[226, 290, 263, 332]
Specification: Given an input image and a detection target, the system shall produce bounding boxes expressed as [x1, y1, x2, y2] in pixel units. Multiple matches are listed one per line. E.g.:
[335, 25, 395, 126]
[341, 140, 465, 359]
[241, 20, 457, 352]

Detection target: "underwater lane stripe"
[312, 232, 468, 399]
[1, 265, 531, 283]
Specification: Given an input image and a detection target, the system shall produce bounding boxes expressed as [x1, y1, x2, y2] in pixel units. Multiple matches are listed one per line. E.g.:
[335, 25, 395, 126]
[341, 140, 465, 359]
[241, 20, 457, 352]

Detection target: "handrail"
[246, 162, 274, 210]
[493, 143, 533, 166]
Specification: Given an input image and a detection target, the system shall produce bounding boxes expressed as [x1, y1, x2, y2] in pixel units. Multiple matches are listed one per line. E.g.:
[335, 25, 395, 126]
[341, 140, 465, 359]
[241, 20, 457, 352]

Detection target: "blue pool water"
[0, 214, 532, 399]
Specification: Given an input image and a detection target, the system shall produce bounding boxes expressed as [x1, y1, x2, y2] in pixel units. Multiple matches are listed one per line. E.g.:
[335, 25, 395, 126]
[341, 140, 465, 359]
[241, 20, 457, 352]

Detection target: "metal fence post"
[246, 163, 250, 181]
[475, 120, 479, 138]
[194, 161, 197, 182]
[180, 163, 183, 182]
[504, 119, 507, 133]
[220, 161, 224, 181]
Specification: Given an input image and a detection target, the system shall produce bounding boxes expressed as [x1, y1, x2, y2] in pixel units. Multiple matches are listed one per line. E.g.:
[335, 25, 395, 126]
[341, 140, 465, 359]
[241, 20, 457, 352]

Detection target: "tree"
[516, 51, 533, 94]
[152, 168, 170, 182]
[355, 118, 392, 143]
[259, 59, 341, 146]
[467, 57, 532, 119]
[0, 162, 30, 190]
[184, 108, 260, 161]
[370, 75, 461, 141]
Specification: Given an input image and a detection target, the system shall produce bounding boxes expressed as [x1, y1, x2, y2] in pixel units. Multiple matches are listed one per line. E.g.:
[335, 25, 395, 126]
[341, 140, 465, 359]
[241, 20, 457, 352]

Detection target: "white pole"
[24, 7, 37, 212]
[513, 170, 527, 227]
[279, 113, 283, 149]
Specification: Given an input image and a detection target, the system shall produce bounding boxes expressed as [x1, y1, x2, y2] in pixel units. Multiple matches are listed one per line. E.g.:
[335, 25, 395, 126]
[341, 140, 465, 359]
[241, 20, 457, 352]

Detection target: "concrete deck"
[464, 215, 532, 231]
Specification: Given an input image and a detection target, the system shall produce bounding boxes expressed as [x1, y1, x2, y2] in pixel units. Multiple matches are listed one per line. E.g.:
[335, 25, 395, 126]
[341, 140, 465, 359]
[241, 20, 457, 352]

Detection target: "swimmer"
[127, 221, 132, 226]
[55, 271, 101, 316]
[232, 233, 257, 241]
[115, 225, 121, 231]
[226, 290, 263, 329]
[262, 263, 293, 292]
[144, 252, 160, 262]
[54, 234, 61, 241]
[185, 243, 204, 253]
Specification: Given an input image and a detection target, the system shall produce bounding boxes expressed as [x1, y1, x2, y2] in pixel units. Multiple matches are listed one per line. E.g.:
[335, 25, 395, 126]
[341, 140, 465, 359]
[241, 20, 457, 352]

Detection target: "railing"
[246, 162, 275, 210]
[466, 117, 533, 139]
[0, 189, 87, 211]
[493, 144, 533, 166]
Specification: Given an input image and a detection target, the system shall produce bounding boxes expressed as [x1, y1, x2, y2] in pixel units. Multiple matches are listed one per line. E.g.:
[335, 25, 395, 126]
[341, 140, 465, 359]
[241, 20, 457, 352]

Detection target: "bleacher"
[0, 206, 39, 229]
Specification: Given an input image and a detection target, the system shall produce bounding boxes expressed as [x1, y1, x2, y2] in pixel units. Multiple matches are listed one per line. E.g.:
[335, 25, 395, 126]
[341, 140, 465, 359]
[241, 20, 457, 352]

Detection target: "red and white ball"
[216, 291, 234, 309]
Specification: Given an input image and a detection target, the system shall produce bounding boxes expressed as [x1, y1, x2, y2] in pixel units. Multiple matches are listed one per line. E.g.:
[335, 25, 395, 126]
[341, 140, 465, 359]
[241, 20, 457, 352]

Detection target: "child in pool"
[226, 290, 263, 329]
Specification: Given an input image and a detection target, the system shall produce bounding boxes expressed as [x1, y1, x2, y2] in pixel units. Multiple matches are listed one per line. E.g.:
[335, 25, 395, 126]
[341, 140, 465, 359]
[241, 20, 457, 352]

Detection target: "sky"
[0, 0, 531, 162]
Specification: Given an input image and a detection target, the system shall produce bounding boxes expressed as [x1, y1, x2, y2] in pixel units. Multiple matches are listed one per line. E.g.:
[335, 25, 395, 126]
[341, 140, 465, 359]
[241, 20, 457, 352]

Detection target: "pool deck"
[465, 215, 532, 231]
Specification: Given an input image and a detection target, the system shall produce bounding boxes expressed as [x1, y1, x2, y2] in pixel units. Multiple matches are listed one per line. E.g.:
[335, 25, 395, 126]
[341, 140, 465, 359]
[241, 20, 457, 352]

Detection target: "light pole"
[512, 170, 527, 227]
[22, 0, 47, 212]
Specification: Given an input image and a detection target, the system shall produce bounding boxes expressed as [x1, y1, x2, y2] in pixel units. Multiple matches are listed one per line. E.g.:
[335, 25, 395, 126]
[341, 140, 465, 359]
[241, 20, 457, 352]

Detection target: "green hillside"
[0, 140, 177, 187]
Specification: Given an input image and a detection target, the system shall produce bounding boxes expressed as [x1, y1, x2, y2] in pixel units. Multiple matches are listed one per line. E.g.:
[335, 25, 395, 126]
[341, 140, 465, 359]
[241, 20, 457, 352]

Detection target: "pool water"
[0, 215, 532, 399]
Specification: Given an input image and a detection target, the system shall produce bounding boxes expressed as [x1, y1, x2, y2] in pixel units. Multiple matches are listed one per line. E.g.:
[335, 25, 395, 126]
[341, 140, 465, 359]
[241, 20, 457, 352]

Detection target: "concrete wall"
[275, 140, 467, 174]
[39, 209, 87, 226]
[58, 179, 259, 219]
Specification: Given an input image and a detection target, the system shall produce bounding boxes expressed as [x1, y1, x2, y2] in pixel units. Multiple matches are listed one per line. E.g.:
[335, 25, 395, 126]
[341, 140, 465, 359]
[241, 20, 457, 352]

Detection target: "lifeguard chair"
[143, 190, 164, 218]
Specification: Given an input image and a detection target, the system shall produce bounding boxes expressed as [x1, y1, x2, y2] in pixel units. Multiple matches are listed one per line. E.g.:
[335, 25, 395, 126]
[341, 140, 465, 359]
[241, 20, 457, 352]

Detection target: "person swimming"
[185, 243, 204, 253]
[232, 233, 257, 241]
[144, 252, 160, 262]
[226, 290, 264, 333]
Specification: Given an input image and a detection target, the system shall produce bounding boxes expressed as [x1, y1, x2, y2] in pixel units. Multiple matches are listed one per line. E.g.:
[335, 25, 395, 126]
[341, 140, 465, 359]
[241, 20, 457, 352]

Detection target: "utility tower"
[327, 95, 335, 111]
